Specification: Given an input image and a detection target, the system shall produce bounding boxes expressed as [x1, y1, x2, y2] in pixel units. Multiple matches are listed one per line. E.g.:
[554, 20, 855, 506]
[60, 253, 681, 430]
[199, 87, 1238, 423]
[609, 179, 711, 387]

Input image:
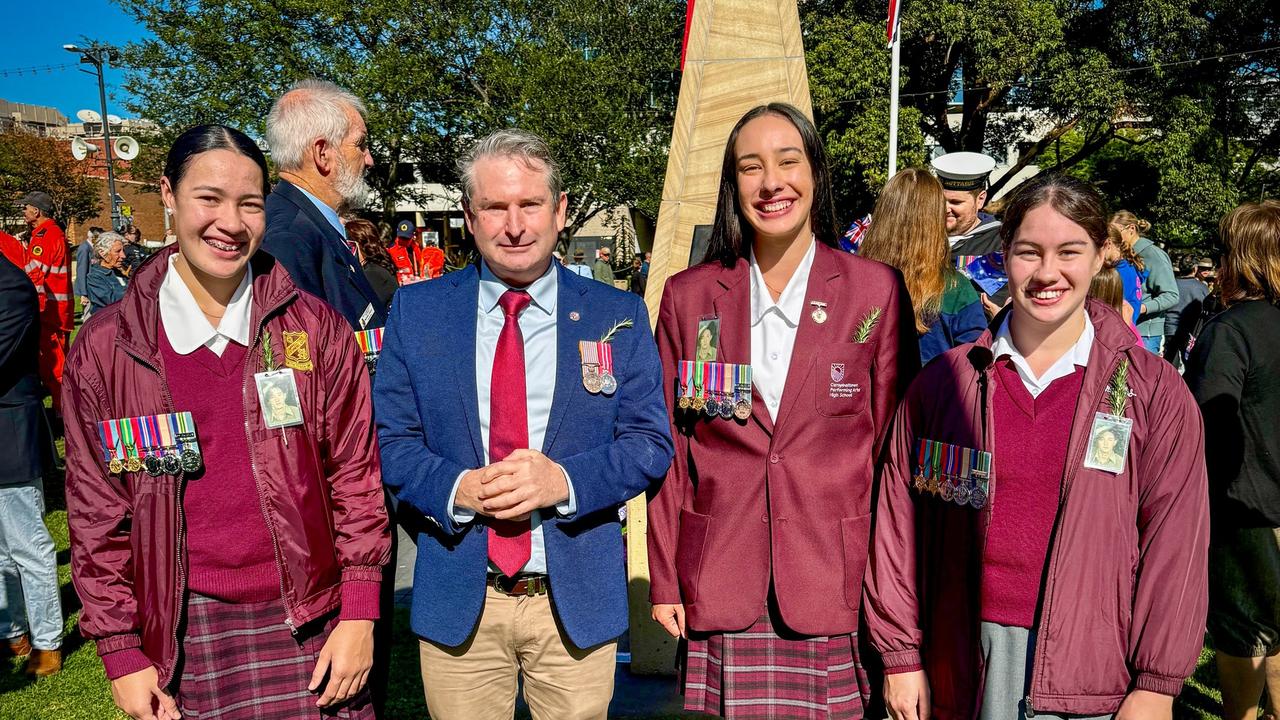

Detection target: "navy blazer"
[263, 180, 387, 330]
[374, 263, 673, 649]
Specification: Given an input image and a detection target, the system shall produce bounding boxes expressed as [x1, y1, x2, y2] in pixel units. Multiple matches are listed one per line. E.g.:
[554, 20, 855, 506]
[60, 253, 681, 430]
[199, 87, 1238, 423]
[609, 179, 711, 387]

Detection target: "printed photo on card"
[1083, 412, 1132, 474]
[696, 318, 720, 363]
[254, 369, 305, 429]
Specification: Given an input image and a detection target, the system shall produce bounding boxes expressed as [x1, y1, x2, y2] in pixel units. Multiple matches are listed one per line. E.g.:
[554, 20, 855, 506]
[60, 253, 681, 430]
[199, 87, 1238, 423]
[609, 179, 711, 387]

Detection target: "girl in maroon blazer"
[865, 175, 1208, 720]
[647, 103, 918, 718]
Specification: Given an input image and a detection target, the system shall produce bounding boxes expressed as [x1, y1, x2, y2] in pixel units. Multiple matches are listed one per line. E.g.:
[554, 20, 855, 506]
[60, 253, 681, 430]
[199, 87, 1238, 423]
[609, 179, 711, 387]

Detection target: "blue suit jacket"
[374, 263, 673, 649]
[263, 180, 387, 330]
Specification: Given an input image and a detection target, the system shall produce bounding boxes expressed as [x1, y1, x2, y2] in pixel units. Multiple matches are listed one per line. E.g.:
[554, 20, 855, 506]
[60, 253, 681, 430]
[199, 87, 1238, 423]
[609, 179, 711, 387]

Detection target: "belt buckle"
[525, 578, 537, 597]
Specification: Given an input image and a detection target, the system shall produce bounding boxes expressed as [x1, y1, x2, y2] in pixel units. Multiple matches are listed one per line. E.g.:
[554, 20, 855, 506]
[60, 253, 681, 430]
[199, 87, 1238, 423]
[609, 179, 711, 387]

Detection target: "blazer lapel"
[712, 259, 774, 435]
[542, 266, 588, 453]
[773, 244, 842, 431]
[447, 266, 484, 465]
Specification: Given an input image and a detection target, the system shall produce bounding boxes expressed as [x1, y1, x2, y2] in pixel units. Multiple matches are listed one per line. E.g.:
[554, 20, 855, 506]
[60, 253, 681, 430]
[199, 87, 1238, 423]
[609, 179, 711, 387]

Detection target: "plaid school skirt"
[681, 611, 870, 719]
[176, 593, 376, 719]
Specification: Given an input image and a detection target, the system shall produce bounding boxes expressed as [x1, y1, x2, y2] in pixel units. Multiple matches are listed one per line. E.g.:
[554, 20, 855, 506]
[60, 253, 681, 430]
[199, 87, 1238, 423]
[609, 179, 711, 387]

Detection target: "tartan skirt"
[681, 611, 869, 719]
[175, 593, 376, 719]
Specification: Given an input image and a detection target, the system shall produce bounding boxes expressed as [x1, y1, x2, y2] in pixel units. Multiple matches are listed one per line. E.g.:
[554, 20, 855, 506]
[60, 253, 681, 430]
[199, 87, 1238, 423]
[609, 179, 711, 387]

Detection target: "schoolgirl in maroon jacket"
[864, 175, 1209, 720]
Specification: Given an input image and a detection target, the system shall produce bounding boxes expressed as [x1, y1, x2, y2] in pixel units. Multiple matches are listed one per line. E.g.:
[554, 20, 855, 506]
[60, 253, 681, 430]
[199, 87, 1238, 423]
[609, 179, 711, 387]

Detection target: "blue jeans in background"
[0, 478, 63, 650]
[1142, 335, 1164, 355]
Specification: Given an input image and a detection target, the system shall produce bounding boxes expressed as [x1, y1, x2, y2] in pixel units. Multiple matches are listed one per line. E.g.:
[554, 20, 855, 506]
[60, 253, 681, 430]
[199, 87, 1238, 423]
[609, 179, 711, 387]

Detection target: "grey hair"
[265, 79, 367, 172]
[457, 129, 562, 204]
[93, 231, 124, 259]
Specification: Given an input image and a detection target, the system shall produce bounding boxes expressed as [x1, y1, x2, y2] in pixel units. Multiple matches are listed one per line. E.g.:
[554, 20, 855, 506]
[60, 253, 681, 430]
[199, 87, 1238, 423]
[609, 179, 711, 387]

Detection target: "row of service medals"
[676, 360, 753, 421]
[913, 438, 991, 509]
[579, 341, 619, 395]
[356, 327, 384, 373]
[97, 411, 204, 477]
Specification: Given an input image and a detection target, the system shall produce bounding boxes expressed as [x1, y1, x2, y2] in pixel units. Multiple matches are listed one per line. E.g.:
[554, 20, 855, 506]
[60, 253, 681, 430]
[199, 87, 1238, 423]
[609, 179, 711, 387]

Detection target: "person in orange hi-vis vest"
[421, 234, 445, 279]
[388, 219, 428, 285]
[20, 192, 73, 414]
[0, 230, 26, 269]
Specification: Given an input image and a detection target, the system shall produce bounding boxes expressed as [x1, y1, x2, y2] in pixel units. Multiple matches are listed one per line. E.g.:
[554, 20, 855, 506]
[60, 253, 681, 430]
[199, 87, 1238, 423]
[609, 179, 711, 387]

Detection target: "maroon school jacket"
[63, 246, 390, 685]
[647, 242, 919, 635]
[863, 299, 1208, 718]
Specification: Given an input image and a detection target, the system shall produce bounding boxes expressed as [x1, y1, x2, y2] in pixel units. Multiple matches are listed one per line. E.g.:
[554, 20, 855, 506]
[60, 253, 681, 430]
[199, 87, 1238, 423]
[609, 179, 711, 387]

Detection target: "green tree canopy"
[0, 129, 103, 227]
[114, 0, 683, 233]
[805, 0, 1279, 253]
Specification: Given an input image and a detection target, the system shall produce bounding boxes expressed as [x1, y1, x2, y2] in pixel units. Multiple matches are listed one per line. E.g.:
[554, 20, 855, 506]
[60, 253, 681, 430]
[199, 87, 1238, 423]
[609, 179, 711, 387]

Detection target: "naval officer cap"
[931, 152, 997, 192]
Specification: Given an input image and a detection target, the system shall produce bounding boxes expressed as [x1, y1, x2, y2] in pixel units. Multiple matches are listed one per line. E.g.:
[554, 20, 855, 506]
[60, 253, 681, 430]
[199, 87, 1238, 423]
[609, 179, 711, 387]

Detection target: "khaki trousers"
[419, 586, 616, 720]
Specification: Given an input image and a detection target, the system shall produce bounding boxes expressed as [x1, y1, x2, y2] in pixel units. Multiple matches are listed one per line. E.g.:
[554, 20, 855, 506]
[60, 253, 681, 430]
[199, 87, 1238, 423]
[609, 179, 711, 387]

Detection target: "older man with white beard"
[263, 79, 387, 331]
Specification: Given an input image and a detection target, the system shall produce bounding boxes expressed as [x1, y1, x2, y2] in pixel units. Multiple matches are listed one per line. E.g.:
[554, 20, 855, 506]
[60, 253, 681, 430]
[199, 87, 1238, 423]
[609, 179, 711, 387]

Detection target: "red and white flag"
[887, 0, 903, 47]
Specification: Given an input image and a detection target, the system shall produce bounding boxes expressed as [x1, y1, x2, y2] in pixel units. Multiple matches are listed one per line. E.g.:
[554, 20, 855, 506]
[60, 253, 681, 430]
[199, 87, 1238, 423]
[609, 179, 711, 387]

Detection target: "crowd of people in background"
[0, 80, 1276, 720]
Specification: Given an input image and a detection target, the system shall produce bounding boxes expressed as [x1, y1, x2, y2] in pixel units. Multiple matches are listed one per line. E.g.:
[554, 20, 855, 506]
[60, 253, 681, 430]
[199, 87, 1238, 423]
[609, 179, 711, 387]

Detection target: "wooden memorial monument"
[624, 0, 813, 674]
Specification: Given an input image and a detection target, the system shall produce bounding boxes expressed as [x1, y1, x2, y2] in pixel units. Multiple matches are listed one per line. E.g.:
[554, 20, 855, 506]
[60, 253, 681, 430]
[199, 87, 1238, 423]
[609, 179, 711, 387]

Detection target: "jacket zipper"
[119, 346, 185, 684]
[245, 318, 297, 634]
[1026, 354, 1126, 714]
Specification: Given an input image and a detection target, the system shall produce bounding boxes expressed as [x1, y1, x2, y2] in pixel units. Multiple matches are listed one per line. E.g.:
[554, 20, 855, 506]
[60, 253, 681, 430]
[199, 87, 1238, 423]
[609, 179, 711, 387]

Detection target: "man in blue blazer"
[263, 79, 386, 331]
[375, 129, 673, 720]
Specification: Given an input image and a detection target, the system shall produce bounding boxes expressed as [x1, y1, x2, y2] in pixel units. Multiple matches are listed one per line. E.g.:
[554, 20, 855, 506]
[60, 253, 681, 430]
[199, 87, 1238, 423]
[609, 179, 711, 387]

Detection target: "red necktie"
[488, 289, 533, 576]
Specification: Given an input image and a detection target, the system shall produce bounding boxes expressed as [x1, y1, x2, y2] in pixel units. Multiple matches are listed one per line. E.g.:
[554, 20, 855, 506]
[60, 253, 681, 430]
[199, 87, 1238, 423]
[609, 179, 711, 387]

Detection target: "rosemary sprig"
[853, 307, 883, 343]
[1107, 359, 1130, 416]
[599, 318, 634, 344]
[261, 329, 277, 371]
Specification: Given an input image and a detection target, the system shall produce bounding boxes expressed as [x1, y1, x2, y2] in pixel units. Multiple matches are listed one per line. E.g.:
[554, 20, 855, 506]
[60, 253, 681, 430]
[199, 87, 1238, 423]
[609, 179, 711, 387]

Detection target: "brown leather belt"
[488, 572, 550, 597]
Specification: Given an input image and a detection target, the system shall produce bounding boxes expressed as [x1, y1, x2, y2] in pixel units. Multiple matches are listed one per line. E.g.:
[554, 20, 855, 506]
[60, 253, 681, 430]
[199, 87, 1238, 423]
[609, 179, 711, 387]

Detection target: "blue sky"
[0, 0, 151, 120]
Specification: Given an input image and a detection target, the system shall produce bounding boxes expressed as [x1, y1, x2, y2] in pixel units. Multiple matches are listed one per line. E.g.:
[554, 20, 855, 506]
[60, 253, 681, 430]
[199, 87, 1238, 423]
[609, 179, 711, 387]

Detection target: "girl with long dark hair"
[647, 103, 918, 718]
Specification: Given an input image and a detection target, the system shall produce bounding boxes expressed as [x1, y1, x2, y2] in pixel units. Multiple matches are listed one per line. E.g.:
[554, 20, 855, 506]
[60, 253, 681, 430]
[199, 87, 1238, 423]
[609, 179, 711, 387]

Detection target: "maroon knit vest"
[159, 330, 279, 603]
[981, 360, 1084, 629]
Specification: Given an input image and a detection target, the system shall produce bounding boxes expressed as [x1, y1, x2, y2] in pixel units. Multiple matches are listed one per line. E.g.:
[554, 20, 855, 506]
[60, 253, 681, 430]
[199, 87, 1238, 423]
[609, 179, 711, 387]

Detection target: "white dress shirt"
[749, 239, 817, 421]
[448, 261, 576, 575]
[158, 256, 253, 357]
[990, 313, 1094, 397]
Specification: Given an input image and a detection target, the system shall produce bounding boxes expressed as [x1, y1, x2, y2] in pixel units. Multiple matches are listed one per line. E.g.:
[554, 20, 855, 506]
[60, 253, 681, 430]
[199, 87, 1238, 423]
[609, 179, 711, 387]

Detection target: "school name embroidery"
[828, 363, 861, 398]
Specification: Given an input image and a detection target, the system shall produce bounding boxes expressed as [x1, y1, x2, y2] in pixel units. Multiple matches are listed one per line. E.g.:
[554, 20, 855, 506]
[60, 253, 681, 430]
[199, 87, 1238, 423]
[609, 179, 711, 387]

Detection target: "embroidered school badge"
[831, 363, 846, 383]
[282, 330, 314, 371]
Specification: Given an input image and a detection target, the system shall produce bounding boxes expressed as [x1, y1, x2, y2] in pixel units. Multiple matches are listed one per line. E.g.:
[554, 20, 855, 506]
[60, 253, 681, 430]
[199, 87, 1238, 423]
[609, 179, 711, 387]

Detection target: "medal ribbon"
[694, 362, 705, 400]
[120, 418, 137, 459]
[930, 441, 943, 482]
[678, 360, 693, 398]
[599, 342, 613, 377]
[137, 415, 154, 459]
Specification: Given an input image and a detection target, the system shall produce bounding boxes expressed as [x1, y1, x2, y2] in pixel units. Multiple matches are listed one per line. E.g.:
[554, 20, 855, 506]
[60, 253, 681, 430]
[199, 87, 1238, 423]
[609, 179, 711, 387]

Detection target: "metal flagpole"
[887, 2, 902, 179]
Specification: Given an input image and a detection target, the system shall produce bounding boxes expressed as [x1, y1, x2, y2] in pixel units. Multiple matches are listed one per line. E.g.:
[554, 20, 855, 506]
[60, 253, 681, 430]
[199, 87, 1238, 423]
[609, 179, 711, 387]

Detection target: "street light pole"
[63, 43, 121, 231]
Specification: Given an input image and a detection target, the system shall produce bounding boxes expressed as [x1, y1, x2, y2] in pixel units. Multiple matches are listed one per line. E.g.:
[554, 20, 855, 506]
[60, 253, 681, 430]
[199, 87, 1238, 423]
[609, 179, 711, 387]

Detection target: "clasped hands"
[455, 448, 569, 522]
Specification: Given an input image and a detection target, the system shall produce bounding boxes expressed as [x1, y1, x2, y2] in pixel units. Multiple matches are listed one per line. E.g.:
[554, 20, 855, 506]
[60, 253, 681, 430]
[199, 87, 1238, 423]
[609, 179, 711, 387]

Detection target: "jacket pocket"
[815, 344, 871, 418]
[840, 513, 873, 611]
[675, 507, 711, 605]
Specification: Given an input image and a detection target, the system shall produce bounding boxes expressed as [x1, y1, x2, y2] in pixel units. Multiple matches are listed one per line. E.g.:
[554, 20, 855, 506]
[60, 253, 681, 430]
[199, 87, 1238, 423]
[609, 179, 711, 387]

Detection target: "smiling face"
[944, 190, 983, 235]
[1006, 204, 1104, 332]
[464, 154, 566, 287]
[733, 113, 814, 245]
[161, 148, 267, 285]
[268, 386, 287, 410]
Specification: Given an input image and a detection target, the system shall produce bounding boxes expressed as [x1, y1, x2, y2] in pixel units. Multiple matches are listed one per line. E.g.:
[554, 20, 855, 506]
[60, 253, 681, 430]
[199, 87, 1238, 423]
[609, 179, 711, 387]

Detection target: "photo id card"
[254, 368, 305, 429]
[1083, 412, 1132, 474]
[695, 317, 720, 363]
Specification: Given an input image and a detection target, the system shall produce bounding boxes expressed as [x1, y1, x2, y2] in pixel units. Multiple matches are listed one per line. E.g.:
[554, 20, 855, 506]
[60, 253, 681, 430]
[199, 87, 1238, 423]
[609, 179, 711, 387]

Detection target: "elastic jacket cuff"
[95, 632, 142, 657]
[1132, 671, 1185, 697]
[101, 647, 153, 680]
[339, 580, 382, 622]
[341, 565, 383, 584]
[881, 649, 924, 673]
